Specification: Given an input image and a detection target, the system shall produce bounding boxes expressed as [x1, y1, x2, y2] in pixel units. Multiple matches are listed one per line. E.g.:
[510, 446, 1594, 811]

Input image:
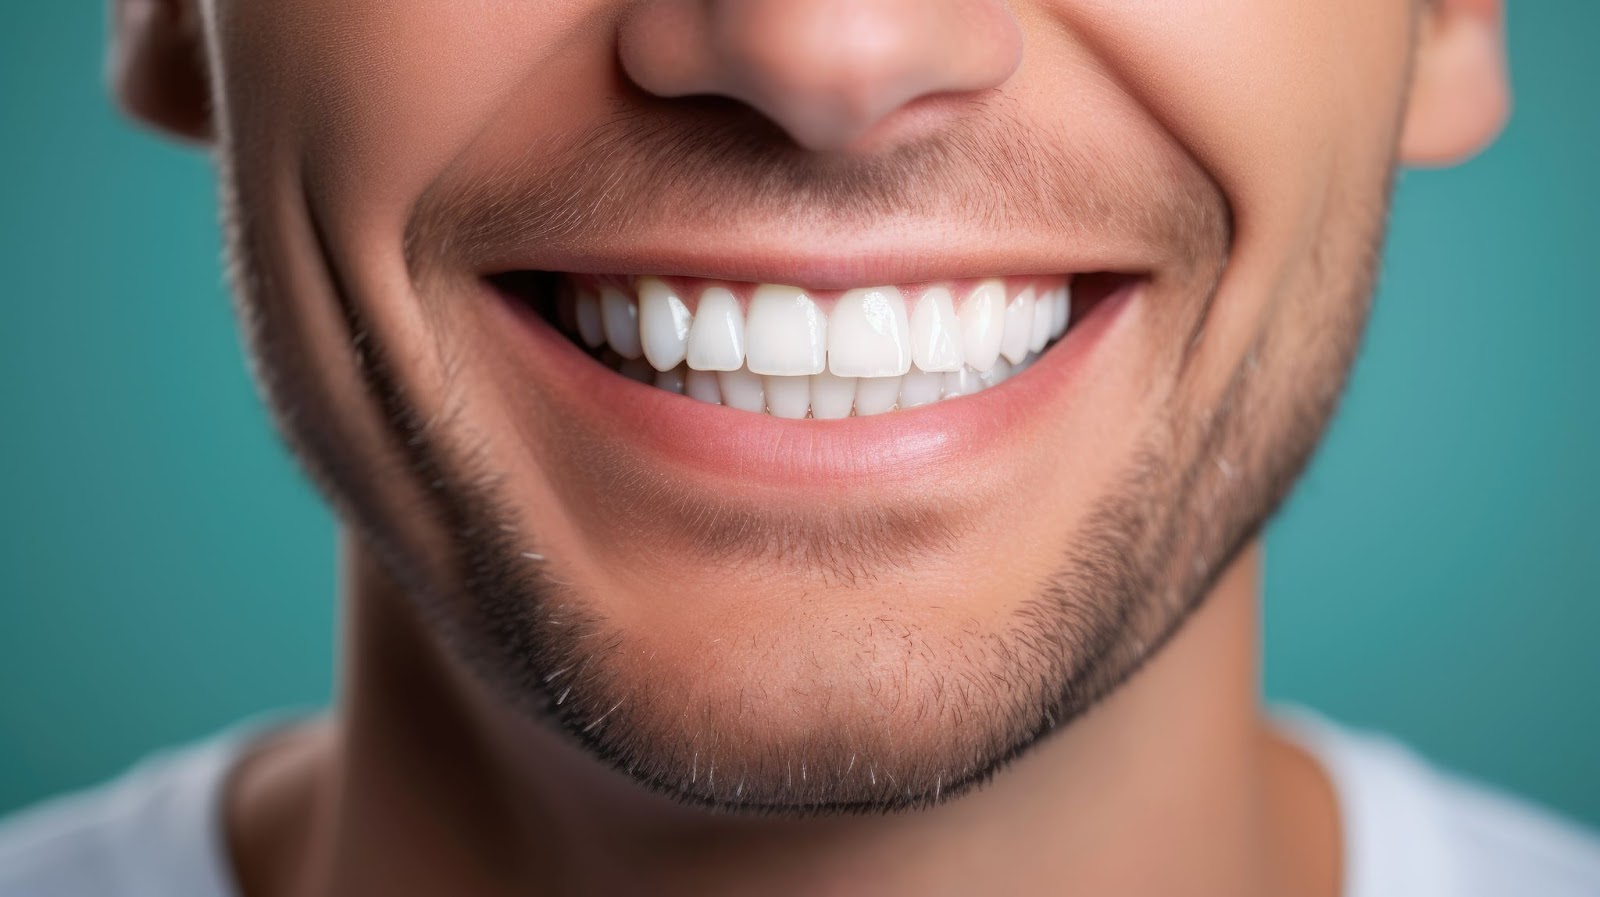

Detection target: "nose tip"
[619, 0, 1023, 152]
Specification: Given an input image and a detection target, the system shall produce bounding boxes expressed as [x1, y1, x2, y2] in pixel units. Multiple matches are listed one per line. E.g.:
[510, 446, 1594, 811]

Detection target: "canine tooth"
[853, 376, 902, 415]
[746, 285, 827, 376]
[620, 356, 654, 383]
[653, 365, 687, 395]
[638, 277, 693, 371]
[764, 375, 811, 419]
[999, 288, 1035, 364]
[717, 367, 765, 412]
[809, 371, 857, 420]
[686, 287, 745, 371]
[979, 357, 1013, 389]
[1050, 286, 1071, 339]
[909, 287, 964, 373]
[829, 287, 911, 377]
[600, 287, 644, 359]
[685, 369, 722, 404]
[898, 368, 943, 408]
[957, 279, 1006, 372]
[942, 368, 983, 398]
[1029, 287, 1053, 353]
[575, 289, 606, 348]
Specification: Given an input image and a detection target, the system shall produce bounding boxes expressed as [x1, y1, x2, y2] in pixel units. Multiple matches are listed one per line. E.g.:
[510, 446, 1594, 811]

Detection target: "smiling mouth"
[490, 271, 1131, 419]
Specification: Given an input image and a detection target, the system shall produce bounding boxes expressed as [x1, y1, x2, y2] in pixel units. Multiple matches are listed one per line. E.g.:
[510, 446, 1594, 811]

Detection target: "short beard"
[225, 124, 1389, 820]
[306, 242, 1377, 816]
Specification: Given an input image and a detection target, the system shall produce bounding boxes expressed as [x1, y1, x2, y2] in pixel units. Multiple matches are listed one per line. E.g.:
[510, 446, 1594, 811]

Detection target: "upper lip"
[474, 230, 1158, 292]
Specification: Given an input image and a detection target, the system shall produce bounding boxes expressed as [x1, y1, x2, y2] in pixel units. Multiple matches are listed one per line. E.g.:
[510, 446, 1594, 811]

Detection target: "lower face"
[207, 1, 1414, 810]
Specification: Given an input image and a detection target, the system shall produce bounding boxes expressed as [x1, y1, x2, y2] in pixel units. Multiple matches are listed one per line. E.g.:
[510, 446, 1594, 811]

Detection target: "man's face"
[160, 0, 1496, 810]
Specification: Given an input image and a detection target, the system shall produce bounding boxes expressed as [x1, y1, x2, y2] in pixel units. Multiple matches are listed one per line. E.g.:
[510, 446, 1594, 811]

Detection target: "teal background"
[1, 3, 1595, 830]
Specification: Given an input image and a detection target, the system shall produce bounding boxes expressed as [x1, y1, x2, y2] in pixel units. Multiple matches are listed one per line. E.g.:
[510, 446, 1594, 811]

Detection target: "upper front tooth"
[1029, 286, 1053, 353]
[829, 286, 911, 378]
[957, 279, 1006, 373]
[999, 287, 1035, 365]
[575, 288, 606, 348]
[685, 287, 745, 371]
[600, 286, 644, 359]
[910, 287, 964, 373]
[638, 277, 693, 372]
[745, 285, 827, 376]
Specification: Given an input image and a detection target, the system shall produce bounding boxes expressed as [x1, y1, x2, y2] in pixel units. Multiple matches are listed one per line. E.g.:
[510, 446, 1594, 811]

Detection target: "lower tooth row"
[604, 353, 1036, 418]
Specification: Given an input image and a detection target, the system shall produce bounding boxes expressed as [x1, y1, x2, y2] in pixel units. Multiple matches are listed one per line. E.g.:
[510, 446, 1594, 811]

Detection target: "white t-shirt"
[1, 709, 1596, 896]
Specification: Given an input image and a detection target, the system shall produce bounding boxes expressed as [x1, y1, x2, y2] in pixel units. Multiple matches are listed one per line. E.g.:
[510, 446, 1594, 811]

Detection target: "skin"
[110, 0, 1508, 894]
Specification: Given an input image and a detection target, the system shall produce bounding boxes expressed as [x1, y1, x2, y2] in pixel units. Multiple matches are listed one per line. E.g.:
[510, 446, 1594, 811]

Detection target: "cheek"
[212, 0, 616, 240]
[1046, 0, 1413, 405]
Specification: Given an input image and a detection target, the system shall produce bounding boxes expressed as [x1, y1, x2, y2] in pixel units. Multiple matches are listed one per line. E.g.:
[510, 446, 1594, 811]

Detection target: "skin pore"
[110, 0, 1507, 894]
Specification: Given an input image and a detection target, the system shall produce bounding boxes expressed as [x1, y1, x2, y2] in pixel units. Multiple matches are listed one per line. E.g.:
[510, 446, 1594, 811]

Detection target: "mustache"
[405, 93, 1229, 279]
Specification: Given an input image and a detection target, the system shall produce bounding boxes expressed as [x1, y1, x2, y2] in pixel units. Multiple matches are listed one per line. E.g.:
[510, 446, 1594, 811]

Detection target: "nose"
[618, 0, 1023, 153]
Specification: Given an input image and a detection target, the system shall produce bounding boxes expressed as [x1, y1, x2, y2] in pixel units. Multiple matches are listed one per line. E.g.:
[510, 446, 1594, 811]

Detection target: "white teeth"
[638, 277, 693, 372]
[1029, 287, 1054, 353]
[684, 368, 722, 404]
[574, 276, 1072, 416]
[958, 279, 1006, 373]
[909, 287, 965, 373]
[829, 287, 912, 377]
[745, 285, 827, 376]
[999, 288, 1035, 365]
[898, 368, 944, 408]
[717, 366, 765, 412]
[764, 375, 811, 419]
[809, 370, 857, 420]
[575, 289, 606, 348]
[942, 367, 984, 399]
[653, 365, 687, 395]
[686, 287, 746, 372]
[853, 376, 903, 415]
[1050, 286, 1071, 339]
[601, 287, 644, 360]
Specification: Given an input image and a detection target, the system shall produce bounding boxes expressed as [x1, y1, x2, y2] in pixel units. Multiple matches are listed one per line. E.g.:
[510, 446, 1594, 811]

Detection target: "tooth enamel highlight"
[717, 367, 765, 412]
[809, 370, 857, 420]
[745, 285, 827, 376]
[898, 368, 944, 408]
[829, 287, 912, 377]
[853, 376, 902, 415]
[600, 287, 644, 359]
[686, 287, 746, 371]
[684, 368, 722, 404]
[1029, 287, 1054, 353]
[575, 289, 606, 348]
[1050, 286, 1071, 339]
[764, 375, 811, 419]
[638, 277, 693, 371]
[957, 279, 1006, 373]
[999, 288, 1035, 365]
[909, 287, 964, 373]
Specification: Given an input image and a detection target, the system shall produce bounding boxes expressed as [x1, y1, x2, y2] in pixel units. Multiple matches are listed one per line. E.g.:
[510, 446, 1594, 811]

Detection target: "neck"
[228, 533, 1337, 897]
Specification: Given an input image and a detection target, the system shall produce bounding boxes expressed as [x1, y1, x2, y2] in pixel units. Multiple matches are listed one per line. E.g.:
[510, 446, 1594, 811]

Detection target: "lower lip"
[487, 280, 1139, 488]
